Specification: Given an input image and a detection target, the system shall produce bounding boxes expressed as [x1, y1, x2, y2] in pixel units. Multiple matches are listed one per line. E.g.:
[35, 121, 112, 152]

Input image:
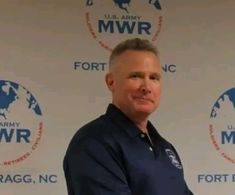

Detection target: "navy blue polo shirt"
[64, 104, 193, 195]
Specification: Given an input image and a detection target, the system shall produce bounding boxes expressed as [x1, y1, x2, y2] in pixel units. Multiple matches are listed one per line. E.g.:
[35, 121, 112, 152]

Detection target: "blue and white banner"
[0, 1, 234, 194]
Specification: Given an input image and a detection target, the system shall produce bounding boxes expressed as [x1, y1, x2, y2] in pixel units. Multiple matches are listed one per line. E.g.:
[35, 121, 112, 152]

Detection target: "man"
[63, 38, 193, 195]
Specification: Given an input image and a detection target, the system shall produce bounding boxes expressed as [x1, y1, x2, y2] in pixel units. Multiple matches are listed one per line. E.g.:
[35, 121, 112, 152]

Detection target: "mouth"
[134, 97, 154, 103]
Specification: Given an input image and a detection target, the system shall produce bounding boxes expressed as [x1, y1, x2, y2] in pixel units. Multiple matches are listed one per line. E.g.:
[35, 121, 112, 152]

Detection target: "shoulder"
[65, 114, 122, 155]
[63, 114, 126, 172]
[73, 113, 119, 139]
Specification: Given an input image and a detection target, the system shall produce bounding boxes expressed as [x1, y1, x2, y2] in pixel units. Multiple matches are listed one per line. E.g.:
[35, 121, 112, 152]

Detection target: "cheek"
[126, 80, 141, 90]
[126, 85, 140, 98]
[157, 85, 161, 93]
[116, 80, 142, 98]
[153, 84, 161, 97]
[115, 82, 131, 97]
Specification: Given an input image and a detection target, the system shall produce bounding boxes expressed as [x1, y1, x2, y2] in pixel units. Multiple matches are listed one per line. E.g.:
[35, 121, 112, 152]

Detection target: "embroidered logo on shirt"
[165, 149, 182, 169]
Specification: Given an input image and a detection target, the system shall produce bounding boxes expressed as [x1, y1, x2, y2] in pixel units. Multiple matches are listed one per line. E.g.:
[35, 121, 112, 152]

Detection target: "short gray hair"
[109, 38, 159, 67]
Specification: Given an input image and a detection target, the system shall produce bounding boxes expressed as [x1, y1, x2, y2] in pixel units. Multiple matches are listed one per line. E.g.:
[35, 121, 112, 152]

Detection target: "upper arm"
[64, 137, 131, 195]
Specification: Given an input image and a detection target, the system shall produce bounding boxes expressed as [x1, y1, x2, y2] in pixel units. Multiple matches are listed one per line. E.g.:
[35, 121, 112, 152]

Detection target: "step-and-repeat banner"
[0, 1, 234, 194]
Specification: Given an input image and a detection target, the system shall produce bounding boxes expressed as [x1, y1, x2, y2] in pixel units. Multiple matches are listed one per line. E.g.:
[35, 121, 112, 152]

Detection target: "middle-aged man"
[63, 38, 193, 195]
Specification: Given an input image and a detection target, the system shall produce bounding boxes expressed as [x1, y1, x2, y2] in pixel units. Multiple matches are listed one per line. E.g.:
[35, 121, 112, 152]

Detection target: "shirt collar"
[105, 104, 160, 139]
[147, 121, 163, 142]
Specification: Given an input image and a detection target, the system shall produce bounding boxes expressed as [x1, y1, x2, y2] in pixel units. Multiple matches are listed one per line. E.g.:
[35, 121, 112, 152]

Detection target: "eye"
[131, 74, 138, 78]
[129, 73, 141, 79]
[150, 75, 160, 81]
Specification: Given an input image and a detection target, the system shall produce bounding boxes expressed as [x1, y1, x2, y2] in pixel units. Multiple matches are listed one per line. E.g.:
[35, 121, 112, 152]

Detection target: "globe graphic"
[209, 87, 235, 164]
[0, 80, 42, 120]
[210, 88, 235, 119]
[0, 80, 43, 166]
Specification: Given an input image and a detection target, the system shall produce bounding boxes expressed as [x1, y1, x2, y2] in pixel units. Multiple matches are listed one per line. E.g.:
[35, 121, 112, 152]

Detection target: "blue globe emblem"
[209, 88, 235, 164]
[85, 0, 163, 51]
[0, 80, 43, 166]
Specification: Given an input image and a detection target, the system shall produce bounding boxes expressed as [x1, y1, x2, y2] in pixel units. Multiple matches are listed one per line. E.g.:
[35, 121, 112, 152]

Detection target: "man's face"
[106, 50, 161, 119]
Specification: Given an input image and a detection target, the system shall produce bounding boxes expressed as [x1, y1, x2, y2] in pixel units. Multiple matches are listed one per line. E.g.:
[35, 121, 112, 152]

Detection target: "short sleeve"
[64, 137, 131, 195]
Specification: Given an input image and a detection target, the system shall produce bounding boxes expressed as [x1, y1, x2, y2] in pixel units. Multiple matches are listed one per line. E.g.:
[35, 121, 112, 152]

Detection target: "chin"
[135, 105, 155, 115]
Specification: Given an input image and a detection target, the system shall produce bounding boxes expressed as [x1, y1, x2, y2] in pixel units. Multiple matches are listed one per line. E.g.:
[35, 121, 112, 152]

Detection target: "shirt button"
[140, 133, 145, 138]
[149, 147, 153, 152]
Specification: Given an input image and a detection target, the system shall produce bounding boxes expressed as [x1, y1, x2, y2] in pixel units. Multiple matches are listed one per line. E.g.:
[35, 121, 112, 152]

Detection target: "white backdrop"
[0, 1, 235, 194]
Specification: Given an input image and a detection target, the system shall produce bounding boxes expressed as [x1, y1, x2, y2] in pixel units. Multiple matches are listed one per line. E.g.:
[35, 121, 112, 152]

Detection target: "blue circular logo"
[0, 80, 43, 166]
[209, 87, 235, 164]
[85, 0, 163, 51]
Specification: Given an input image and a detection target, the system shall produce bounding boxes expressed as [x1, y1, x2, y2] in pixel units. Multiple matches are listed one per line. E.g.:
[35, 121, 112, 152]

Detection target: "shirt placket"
[139, 133, 157, 158]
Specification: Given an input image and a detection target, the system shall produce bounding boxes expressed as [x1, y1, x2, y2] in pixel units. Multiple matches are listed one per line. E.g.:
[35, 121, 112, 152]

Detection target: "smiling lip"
[134, 97, 154, 103]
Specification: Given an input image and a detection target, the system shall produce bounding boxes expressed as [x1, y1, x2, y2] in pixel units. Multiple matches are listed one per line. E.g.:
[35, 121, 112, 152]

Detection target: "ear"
[105, 73, 115, 92]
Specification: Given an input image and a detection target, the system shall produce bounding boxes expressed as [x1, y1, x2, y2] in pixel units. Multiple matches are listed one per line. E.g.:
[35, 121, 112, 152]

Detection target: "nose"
[140, 78, 151, 94]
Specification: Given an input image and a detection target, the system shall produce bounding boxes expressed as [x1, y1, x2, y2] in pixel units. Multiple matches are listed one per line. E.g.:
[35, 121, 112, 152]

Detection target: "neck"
[130, 114, 149, 133]
[112, 103, 150, 132]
